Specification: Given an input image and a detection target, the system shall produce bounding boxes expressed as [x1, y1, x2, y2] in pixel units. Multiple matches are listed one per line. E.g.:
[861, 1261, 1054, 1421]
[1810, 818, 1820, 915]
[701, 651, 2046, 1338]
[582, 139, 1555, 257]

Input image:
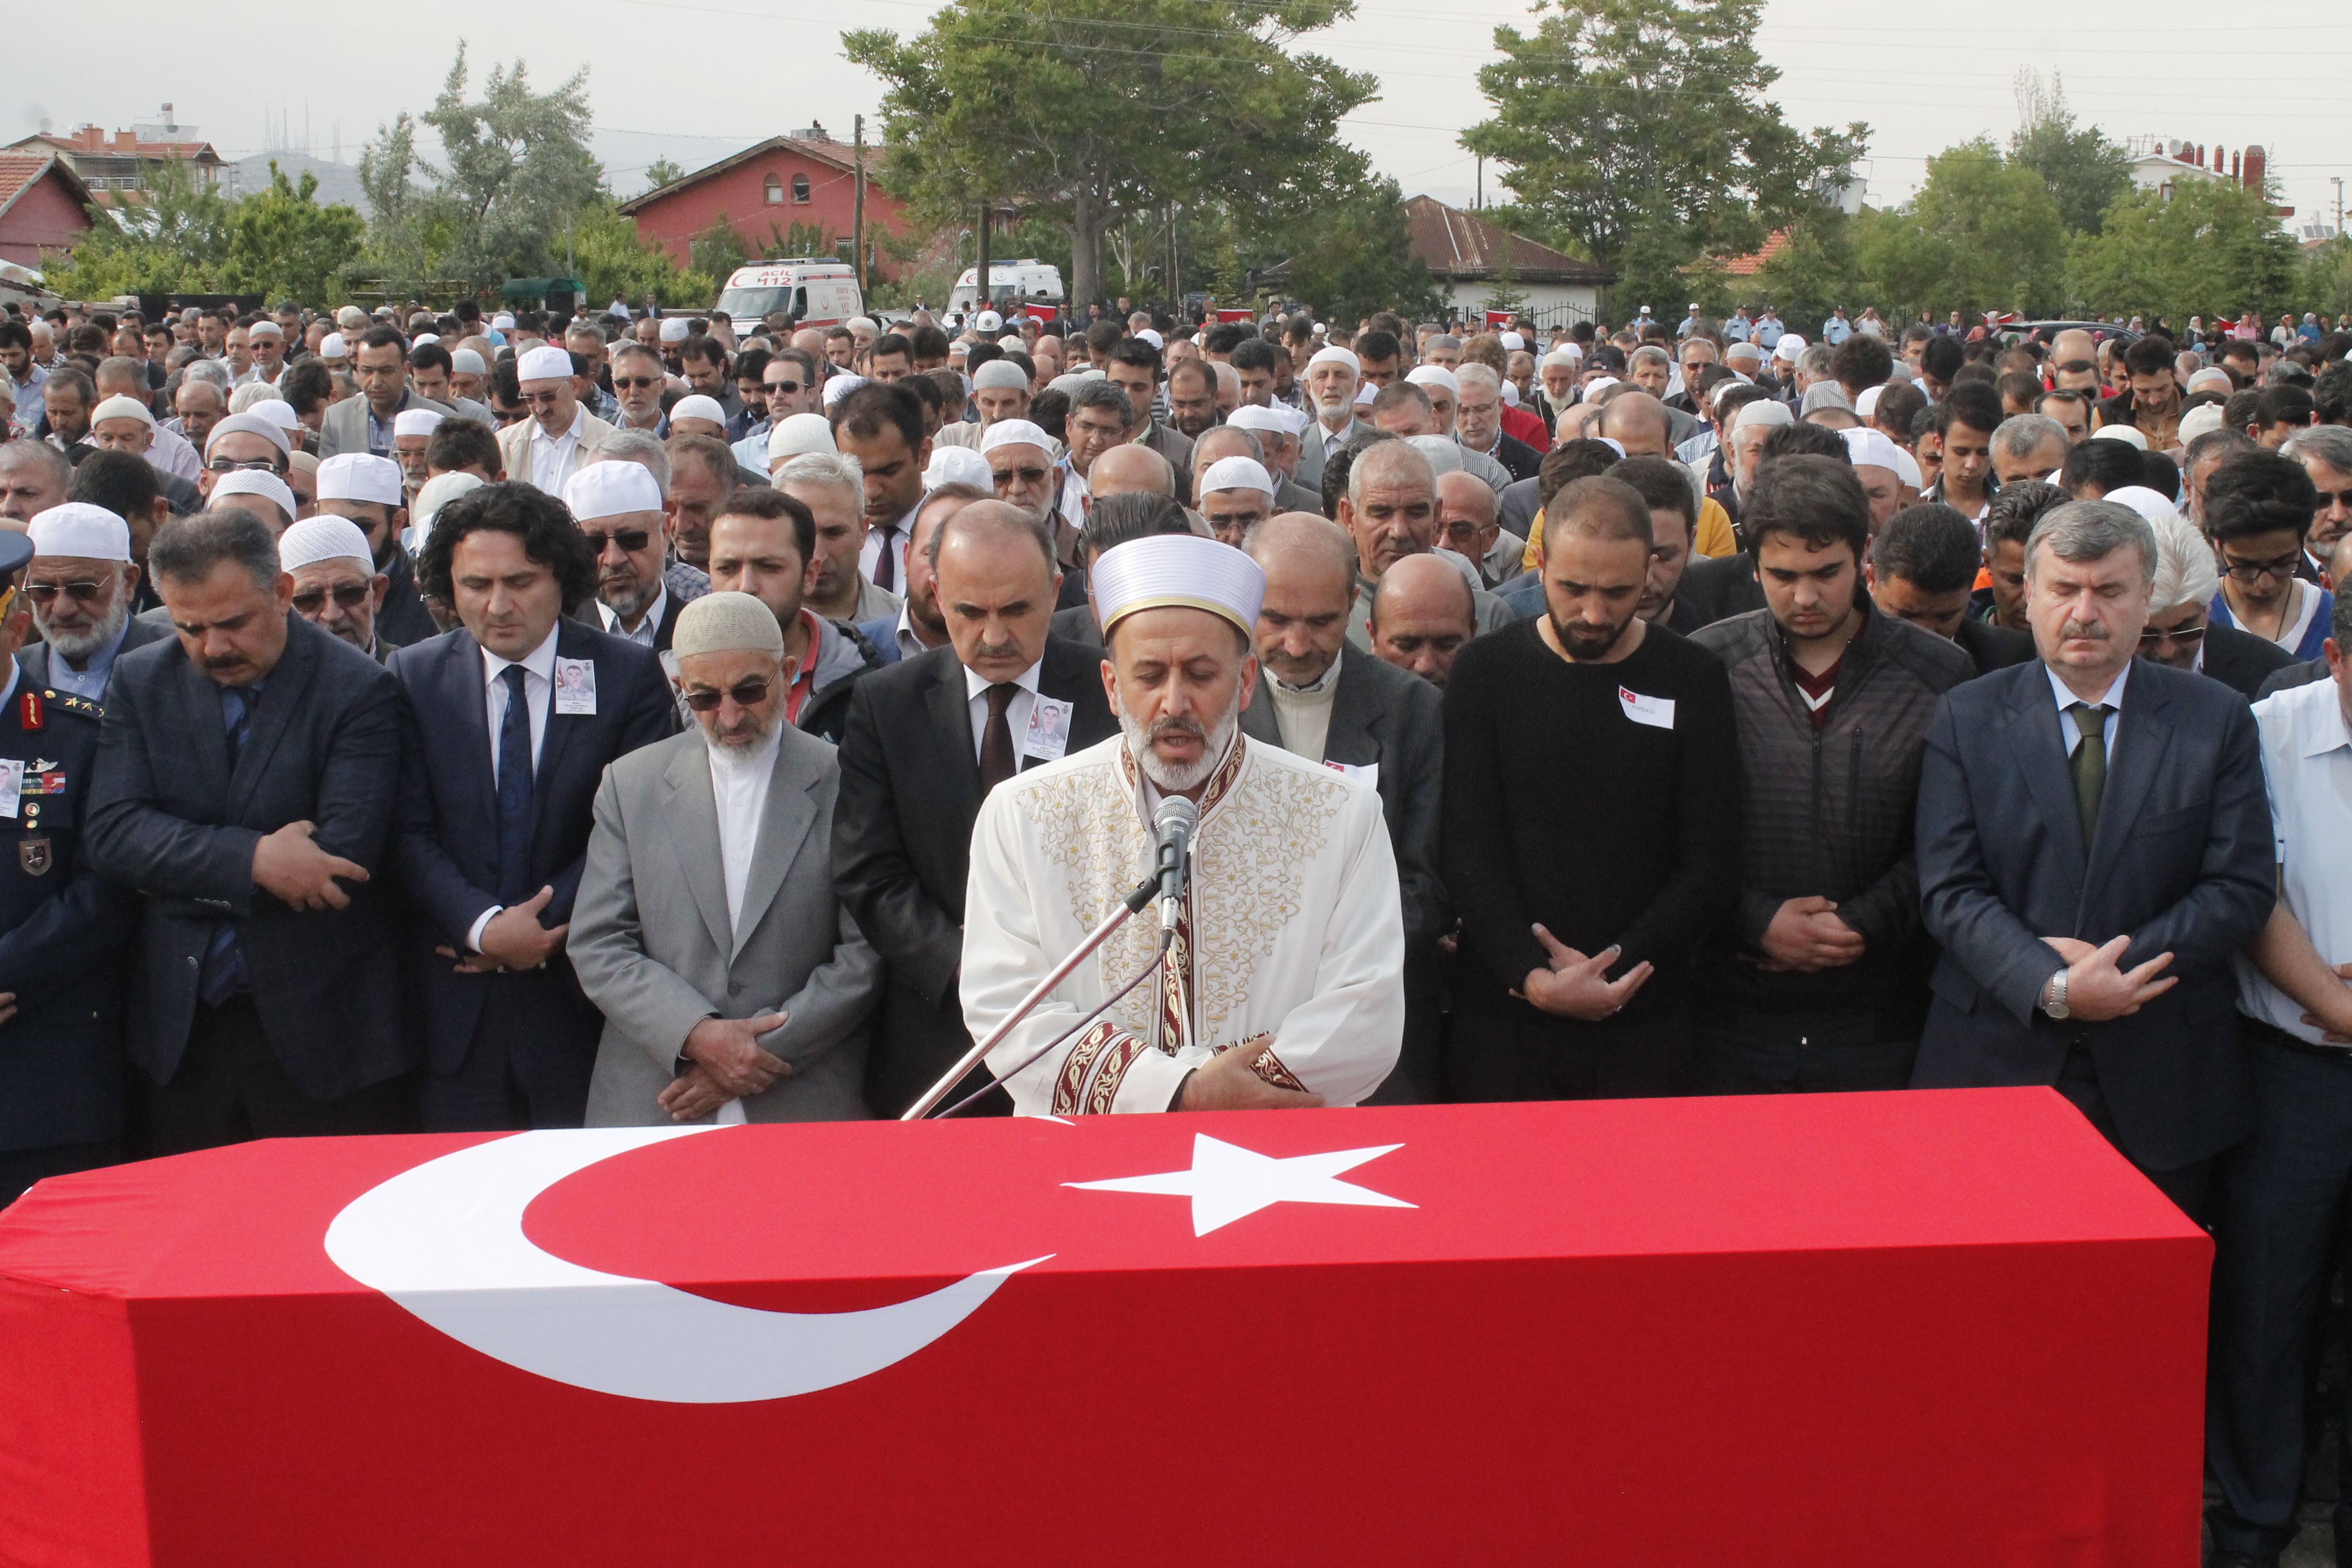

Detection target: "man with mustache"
[961, 530, 1404, 1115]
[16, 501, 171, 699]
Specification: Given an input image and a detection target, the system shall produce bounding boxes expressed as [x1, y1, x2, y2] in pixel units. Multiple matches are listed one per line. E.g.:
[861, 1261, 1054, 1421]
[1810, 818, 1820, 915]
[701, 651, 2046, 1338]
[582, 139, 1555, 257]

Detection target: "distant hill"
[227, 153, 372, 218]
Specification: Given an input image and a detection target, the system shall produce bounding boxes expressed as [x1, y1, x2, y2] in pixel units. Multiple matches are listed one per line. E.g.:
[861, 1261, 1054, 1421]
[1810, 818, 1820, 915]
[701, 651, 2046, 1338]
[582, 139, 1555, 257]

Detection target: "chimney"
[2231, 151, 2241, 179]
[115, 129, 135, 151]
[2242, 145, 2265, 190]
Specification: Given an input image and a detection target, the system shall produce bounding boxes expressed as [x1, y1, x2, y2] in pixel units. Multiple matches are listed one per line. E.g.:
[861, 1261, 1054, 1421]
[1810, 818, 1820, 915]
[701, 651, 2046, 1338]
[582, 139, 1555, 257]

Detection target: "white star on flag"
[1066, 1134, 1415, 1236]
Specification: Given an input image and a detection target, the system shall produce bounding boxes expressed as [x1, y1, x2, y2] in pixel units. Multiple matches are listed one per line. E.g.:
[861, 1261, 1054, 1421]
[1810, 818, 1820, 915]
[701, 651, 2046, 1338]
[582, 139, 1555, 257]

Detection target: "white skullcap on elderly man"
[673, 590, 785, 660]
[29, 503, 132, 562]
[668, 395, 728, 431]
[393, 409, 443, 440]
[410, 472, 486, 554]
[1306, 346, 1360, 376]
[925, 446, 994, 489]
[1089, 533, 1266, 640]
[209, 471, 299, 530]
[205, 412, 292, 458]
[972, 360, 1028, 393]
[90, 394, 155, 430]
[317, 453, 405, 508]
[517, 345, 574, 384]
[564, 461, 666, 521]
[659, 317, 693, 345]
[979, 419, 1055, 456]
[278, 516, 375, 573]
[767, 412, 837, 465]
[1199, 455, 1276, 499]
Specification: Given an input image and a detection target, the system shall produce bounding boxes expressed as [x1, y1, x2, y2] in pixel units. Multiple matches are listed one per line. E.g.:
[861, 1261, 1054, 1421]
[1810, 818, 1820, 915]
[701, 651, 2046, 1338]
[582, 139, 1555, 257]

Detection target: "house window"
[764, 175, 782, 205]
[792, 174, 810, 204]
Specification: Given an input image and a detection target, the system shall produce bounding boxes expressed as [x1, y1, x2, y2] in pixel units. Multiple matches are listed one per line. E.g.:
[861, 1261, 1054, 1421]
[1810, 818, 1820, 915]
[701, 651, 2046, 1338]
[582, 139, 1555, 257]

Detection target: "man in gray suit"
[1239, 513, 1446, 1103]
[1912, 499, 2276, 1216]
[318, 326, 453, 461]
[571, 592, 881, 1125]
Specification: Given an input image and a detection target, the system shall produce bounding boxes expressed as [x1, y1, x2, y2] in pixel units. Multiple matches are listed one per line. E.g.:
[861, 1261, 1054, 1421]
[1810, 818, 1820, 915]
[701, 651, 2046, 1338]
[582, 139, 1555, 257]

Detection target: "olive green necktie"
[2068, 702, 2109, 846]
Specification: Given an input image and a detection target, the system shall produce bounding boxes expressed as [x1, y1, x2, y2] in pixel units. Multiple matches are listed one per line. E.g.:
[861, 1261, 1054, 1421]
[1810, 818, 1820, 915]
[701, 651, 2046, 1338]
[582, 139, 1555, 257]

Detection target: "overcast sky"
[21, 0, 2350, 239]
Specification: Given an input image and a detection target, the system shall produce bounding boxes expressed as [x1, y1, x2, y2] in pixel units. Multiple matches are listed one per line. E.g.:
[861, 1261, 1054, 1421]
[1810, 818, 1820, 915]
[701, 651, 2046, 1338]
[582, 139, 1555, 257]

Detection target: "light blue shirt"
[2235, 677, 2352, 1043]
[44, 616, 132, 704]
[2046, 659, 2128, 762]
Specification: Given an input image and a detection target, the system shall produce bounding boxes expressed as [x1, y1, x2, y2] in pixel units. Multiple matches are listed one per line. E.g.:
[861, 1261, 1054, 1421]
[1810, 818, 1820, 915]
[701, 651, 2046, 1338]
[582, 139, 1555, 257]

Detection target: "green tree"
[1277, 174, 1442, 325]
[2067, 177, 2300, 324]
[1751, 207, 1861, 329]
[1462, 0, 1866, 311]
[2300, 237, 2352, 323]
[421, 43, 604, 285]
[220, 164, 367, 303]
[688, 214, 753, 284]
[356, 111, 453, 293]
[40, 155, 232, 296]
[1855, 140, 2064, 320]
[846, 0, 1377, 308]
[1483, 234, 1528, 317]
[569, 198, 715, 311]
[642, 157, 686, 192]
[2008, 70, 2132, 236]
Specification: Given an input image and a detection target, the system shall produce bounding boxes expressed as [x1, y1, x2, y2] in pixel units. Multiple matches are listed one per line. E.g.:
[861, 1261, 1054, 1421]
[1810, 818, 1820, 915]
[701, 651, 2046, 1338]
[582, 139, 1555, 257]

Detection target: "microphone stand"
[899, 871, 1161, 1121]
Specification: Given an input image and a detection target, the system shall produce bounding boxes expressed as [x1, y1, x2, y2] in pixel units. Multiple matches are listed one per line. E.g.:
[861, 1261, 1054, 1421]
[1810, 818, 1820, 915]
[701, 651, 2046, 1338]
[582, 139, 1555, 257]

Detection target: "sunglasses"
[993, 465, 1050, 485]
[681, 677, 772, 712]
[2315, 488, 2352, 512]
[613, 375, 662, 390]
[522, 389, 568, 407]
[292, 584, 371, 614]
[494, 408, 528, 425]
[2138, 624, 2206, 646]
[764, 380, 803, 395]
[581, 528, 652, 554]
[23, 580, 110, 605]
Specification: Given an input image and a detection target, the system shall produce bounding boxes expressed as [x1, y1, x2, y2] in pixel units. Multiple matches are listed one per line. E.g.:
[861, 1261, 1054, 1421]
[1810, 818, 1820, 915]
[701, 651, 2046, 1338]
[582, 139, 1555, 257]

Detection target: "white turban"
[1090, 533, 1266, 638]
[673, 591, 785, 658]
[767, 412, 837, 463]
[658, 317, 692, 344]
[1306, 346, 1360, 375]
[204, 412, 292, 458]
[278, 516, 375, 572]
[1198, 455, 1275, 499]
[517, 345, 574, 383]
[979, 420, 1054, 456]
[972, 360, 1028, 392]
[1842, 426, 1905, 476]
[668, 395, 727, 427]
[28, 503, 132, 562]
[925, 446, 994, 489]
[565, 461, 665, 520]
[317, 454, 404, 507]
[210, 471, 298, 525]
[393, 409, 443, 440]
[451, 347, 487, 374]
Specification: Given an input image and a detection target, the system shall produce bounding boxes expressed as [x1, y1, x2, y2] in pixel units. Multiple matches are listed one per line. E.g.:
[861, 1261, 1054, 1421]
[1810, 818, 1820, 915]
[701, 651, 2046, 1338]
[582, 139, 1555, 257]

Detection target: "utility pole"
[1167, 202, 1179, 309]
[2336, 176, 2345, 241]
[852, 114, 868, 295]
[1476, 155, 1483, 211]
[976, 194, 992, 321]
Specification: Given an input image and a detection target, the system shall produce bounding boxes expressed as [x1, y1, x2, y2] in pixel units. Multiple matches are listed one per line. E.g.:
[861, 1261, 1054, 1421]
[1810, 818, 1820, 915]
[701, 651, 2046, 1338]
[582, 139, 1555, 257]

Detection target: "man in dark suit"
[1864, 504, 2037, 675]
[1912, 499, 2275, 1214]
[1238, 513, 1445, 1102]
[393, 482, 676, 1130]
[87, 510, 416, 1153]
[0, 530, 141, 1202]
[832, 500, 1119, 1117]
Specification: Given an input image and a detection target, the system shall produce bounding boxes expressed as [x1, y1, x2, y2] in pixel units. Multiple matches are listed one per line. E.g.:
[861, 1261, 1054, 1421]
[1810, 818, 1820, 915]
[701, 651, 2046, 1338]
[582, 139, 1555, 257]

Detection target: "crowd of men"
[3, 285, 2352, 1560]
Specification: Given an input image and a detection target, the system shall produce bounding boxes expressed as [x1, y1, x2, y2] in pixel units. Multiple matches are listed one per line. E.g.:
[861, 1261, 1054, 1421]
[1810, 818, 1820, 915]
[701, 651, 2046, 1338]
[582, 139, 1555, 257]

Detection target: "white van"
[715, 260, 864, 336]
[946, 260, 1064, 318]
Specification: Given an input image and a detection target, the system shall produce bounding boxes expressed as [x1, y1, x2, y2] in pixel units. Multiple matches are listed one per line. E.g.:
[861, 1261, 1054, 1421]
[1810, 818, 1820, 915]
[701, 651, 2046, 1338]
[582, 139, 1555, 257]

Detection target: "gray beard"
[36, 593, 130, 662]
[601, 576, 656, 624]
[1117, 696, 1240, 794]
[700, 715, 776, 770]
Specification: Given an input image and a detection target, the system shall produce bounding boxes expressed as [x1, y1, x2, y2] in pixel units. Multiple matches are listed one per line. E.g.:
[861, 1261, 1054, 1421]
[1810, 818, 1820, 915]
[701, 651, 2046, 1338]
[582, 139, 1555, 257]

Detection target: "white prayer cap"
[973, 360, 1028, 391]
[1499, 331, 1526, 351]
[2185, 366, 2233, 396]
[1582, 376, 1622, 398]
[975, 310, 1003, 333]
[979, 419, 1054, 456]
[28, 503, 132, 562]
[1048, 373, 1095, 396]
[659, 317, 692, 344]
[1407, 435, 1463, 476]
[1306, 345, 1360, 375]
[924, 446, 994, 489]
[90, 394, 155, 428]
[1136, 328, 1164, 350]
[821, 374, 868, 409]
[1199, 455, 1275, 499]
[848, 317, 878, 335]
[451, 347, 487, 374]
[317, 453, 405, 507]
[204, 412, 292, 458]
[1594, 437, 1627, 459]
[1224, 405, 1297, 442]
[672, 591, 785, 660]
[248, 319, 283, 339]
[1725, 341, 1763, 366]
[1354, 383, 1376, 405]
[1501, 382, 1521, 407]
[767, 412, 837, 463]
[277, 515, 374, 572]
[1541, 348, 1580, 369]
[2089, 422, 2148, 451]
[564, 460, 665, 520]
[492, 313, 517, 330]
[2103, 485, 2182, 527]
[209, 470, 298, 526]
[1090, 532, 1266, 639]
[393, 409, 443, 440]
[518, 345, 574, 383]
[1731, 400, 1794, 433]
[1842, 426, 1904, 476]
[668, 395, 728, 427]
[1854, 384, 1884, 417]
[413, 472, 484, 549]
[318, 333, 348, 359]
[1890, 445, 1923, 489]
[996, 334, 1024, 351]
[1406, 366, 1459, 398]
[2177, 403, 2225, 444]
[1799, 382, 1853, 415]
[1689, 302, 1702, 311]
[247, 398, 303, 434]
[1773, 334, 1808, 362]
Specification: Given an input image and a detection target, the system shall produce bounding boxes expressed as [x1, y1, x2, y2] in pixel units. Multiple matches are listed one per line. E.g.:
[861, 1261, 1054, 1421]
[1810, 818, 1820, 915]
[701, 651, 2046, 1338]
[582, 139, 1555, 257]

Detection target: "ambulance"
[715, 260, 865, 336]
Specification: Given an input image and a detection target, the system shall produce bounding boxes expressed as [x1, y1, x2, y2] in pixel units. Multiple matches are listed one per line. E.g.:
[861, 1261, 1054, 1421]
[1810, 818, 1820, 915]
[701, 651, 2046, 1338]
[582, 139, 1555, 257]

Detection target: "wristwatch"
[2043, 967, 2071, 1021]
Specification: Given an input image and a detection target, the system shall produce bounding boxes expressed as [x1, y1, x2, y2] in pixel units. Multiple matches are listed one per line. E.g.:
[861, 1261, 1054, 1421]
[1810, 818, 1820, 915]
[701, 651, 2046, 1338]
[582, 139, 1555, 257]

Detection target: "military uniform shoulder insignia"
[20, 691, 41, 730]
[50, 693, 103, 720]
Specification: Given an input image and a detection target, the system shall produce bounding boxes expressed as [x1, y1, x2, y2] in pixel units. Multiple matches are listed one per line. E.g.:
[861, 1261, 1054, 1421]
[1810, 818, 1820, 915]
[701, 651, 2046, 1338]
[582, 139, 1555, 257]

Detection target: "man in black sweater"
[1441, 476, 1739, 1101]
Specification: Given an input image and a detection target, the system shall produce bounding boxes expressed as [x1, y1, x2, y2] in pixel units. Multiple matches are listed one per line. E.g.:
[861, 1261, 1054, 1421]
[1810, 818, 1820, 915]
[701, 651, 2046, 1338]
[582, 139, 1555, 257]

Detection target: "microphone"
[1151, 796, 1198, 933]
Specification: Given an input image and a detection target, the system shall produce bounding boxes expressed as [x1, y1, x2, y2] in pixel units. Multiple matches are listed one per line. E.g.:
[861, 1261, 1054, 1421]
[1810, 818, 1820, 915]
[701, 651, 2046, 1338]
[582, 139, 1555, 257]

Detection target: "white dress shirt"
[965, 658, 1043, 762]
[892, 605, 937, 661]
[859, 503, 918, 591]
[596, 582, 667, 648]
[708, 727, 784, 1125]
[465, 625, 561, 951]
[529, 406, 587, 494]
[2234, 678, 2352, 1044]
[2046, 659, 2129, 762]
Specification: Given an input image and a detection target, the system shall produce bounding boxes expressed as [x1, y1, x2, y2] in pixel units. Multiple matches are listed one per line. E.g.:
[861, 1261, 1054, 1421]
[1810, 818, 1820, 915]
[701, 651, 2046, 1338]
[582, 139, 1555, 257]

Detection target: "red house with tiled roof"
[617, 127, 912, 280]
[6, 117, 227, 200]
[1718, 230, 1790, 277]
[0, 153, 94, 268]
[1403, 194, 1614, 320]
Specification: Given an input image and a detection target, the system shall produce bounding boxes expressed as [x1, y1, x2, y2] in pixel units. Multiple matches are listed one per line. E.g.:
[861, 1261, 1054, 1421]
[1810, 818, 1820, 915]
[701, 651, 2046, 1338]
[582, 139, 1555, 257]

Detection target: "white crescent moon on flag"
[324, 1126, 1048, 1404]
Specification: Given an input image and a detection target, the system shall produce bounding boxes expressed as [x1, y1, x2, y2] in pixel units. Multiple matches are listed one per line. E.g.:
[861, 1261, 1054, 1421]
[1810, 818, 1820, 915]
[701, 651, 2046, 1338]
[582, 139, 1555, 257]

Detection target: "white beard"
[700, 716, 776, 771]
[1118, 696, 1240, 795]
[35, 591, 130, 662]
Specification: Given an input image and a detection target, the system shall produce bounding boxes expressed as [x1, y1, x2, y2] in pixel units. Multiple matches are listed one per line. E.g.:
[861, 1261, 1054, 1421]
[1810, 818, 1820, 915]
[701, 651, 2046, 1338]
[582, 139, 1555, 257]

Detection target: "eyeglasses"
[764, 380, 803, 395]
[291, 584, 371, 614]
[2315, 488, 2352, 513]
[581, 528, 652, 554]
[993, 466, 1050, 486]
[681, 677, 773, 712]
[2222, 550, 2304, 585]
[522, 389, 568, 408]
[2138, 623, 2206, 647]
[613, 375, 662, 391]
[207, 456, 280, 473]
[23, 580, 111, 605]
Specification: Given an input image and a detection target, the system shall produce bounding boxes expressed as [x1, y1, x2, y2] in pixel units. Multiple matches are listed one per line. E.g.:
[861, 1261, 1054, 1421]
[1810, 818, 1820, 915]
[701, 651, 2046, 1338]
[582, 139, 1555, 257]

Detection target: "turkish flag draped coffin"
[0, 1089, 2204, 1566]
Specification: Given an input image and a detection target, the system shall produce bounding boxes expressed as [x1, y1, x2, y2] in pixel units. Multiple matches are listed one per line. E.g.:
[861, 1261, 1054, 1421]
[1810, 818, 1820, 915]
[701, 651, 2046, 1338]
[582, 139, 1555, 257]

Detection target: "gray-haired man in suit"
[571, 591, 880, 1124]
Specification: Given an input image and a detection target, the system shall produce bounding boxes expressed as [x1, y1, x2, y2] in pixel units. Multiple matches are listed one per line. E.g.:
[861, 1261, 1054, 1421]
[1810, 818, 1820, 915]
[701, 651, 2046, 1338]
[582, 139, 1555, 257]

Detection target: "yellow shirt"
[1521, 494, 1736, 571]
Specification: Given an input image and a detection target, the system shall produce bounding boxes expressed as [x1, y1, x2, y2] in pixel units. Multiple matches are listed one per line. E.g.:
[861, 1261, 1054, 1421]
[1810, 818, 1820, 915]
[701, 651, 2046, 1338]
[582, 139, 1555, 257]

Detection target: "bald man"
[1368, 553, 1476, 691]
[1435, 469, 1523, 588]
[1239, 511, 1445, 1104]
[1084, 442, 1174, 502]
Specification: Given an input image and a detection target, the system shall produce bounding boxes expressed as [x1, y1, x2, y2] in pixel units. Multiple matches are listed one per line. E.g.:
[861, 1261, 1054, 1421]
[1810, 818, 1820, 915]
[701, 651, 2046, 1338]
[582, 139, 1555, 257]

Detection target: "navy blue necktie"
[199, 687, 255, 1005]
[496, 665, 536, 903]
